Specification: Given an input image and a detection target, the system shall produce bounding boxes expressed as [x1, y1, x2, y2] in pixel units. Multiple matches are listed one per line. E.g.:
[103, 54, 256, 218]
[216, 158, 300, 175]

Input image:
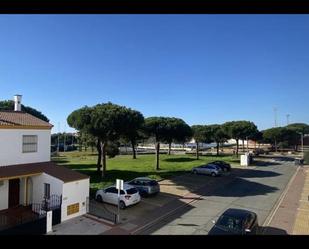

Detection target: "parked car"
[191, 164, 222, 176]
[95, 184, 141, 209]
[126, 177, 160, 197]
[208, 208, 259, 235]
[210, 161, 231, 172]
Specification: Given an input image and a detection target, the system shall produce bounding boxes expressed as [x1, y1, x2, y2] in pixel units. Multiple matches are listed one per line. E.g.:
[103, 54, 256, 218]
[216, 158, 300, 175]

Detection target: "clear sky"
[1, 14, 309, 133]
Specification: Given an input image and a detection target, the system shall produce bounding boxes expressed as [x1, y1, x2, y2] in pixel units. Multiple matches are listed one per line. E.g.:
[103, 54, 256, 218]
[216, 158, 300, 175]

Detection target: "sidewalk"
[293, 166, 309, 234]
[264, 166, 308, 235]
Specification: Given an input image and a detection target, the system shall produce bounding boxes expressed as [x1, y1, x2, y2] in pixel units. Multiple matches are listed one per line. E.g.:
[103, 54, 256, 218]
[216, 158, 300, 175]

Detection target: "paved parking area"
[138, 159, 297, 235]
[93, 172, 229, 229]
[49, 215, 112, 235]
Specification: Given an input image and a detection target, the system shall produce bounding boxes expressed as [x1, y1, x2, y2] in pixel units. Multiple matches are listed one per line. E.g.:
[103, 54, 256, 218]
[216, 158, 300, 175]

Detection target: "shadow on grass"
[51, 158, 70, 164]
[164, 157, 196, 163]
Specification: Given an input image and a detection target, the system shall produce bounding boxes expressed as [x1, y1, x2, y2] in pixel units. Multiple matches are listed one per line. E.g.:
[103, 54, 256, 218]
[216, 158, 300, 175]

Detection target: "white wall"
[31, 173, 63, 204]
[61, 179, 90, 221]
[0, 180, 8, 210]
[0, 129, 51, 167]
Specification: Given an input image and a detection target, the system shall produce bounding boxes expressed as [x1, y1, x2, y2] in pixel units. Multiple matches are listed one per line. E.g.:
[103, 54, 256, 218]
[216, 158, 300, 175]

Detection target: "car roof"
[222, 208, 256, 219]
[104, 183, 136, 190]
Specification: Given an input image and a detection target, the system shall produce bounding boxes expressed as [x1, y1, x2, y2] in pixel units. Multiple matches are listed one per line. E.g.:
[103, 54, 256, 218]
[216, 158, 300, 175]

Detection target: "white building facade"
[0, 95, 89, 225]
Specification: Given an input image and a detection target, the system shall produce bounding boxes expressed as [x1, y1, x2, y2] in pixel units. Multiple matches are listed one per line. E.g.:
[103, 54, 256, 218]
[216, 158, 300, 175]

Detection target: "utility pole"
[64, 124, 67, 152]
[57, 122, 60, 153]
[274, 107, 278, 127]
[301, 133, 304, 159]
[286, 114, 290, 126]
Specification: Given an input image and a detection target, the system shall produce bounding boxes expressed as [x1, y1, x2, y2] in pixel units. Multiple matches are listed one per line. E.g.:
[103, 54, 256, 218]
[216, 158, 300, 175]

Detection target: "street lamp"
[297, 133, 309, 159]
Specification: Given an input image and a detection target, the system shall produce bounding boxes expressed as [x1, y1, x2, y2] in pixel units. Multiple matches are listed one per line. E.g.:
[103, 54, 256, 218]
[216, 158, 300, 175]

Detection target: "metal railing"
[0, 195, 62, 231]
[88, 198, 117, 224]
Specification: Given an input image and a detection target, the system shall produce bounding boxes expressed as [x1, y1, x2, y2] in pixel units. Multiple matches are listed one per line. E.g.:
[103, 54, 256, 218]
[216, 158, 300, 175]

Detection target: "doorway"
[9, 179, 20, 208]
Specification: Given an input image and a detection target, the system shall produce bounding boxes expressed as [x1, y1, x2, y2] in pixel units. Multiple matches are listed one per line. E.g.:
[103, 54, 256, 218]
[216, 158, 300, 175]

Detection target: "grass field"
[52, 151, 239, 196]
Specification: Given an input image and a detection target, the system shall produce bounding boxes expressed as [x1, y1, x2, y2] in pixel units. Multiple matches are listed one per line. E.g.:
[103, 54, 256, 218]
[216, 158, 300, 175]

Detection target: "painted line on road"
[261, 166, 300, 234]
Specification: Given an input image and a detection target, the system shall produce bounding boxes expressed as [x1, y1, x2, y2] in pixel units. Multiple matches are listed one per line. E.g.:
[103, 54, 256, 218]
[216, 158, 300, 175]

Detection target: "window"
[67, 203, 79, 216]
[22, 135, 38, 153]
[44, 183, 50, 199]
[126, 188, 138, 194]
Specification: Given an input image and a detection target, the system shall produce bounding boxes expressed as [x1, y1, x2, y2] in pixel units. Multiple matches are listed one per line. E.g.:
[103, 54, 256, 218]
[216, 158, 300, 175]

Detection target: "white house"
[0, 95, 89, 224]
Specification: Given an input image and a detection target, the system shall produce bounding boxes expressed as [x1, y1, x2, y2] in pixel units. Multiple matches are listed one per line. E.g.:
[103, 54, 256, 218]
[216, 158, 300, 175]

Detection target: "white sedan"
[95, 184, 141, 209]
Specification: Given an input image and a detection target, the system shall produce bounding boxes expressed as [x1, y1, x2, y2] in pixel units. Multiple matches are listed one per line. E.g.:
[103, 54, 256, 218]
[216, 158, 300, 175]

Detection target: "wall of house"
[31, 173, 63, 204]
[0, 129, 51, 167]
[0, 180, 9, 210]
[61, 179, 90, 221]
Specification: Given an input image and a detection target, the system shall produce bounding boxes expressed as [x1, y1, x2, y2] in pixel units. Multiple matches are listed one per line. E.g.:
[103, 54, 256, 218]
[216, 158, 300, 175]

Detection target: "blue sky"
[1, 14, 309, 133]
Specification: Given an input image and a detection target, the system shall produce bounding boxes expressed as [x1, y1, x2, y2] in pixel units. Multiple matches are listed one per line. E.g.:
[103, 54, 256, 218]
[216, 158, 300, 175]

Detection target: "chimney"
[14, 94, 22, 111]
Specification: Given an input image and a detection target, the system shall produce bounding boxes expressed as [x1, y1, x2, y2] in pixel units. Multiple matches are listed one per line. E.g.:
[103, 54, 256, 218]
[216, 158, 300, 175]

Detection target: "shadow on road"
[164, 157, 196, 163]
[231, 168, 282, 178]
[261, 226, 288, 235]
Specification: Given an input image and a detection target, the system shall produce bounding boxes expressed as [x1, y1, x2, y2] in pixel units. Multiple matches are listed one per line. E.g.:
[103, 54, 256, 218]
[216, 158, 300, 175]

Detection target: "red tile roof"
[0, 161, 89, 183]
[0, 111, 53, 129]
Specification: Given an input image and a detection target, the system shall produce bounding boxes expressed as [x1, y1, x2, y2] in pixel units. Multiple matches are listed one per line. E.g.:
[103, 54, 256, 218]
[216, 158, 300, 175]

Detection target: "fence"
[0, 195, 62, 234]
[88, 198, 117, 224]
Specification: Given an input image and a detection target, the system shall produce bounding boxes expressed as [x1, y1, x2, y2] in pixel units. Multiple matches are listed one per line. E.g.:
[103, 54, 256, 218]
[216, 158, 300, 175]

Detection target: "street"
[138, 157, 297, 235]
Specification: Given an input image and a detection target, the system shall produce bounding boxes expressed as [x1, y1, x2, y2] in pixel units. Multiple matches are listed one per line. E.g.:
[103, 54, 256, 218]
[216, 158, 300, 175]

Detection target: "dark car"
[208, 208, 259, 235]
[126, 177, 160, 197]
[210, 161, 231, 172]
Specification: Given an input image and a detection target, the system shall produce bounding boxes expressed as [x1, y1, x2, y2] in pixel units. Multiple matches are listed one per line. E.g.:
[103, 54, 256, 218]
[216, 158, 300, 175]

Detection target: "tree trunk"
[168, 143, 171, 155]
[155, 142, 160, 170]
[242, 140, 245, 152]
[275, 139, 277, 152]
[96, 139, 102, 173]
[91, 146, 94, 153]
[216, 142, 219, 156]
[101, 141, 107, 178]
[196, 142, 199, 160]
[131, 140, 136, 159]
[236, 139, 239, 157]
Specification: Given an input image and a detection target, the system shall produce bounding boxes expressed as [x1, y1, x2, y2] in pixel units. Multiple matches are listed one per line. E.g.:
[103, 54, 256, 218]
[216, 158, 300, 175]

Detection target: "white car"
[95, 184, 141, 209]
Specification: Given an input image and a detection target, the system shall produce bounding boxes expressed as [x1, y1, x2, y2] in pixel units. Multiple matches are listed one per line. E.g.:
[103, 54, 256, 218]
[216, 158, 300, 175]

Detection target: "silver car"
[126, 177, 160, 197]
[191, 164, 222, 176]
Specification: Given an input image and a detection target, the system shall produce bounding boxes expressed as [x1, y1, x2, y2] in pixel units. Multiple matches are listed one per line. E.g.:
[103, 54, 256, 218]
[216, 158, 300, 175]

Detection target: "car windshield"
[216, 215, 244, 233]
[126, 188, 138, 194]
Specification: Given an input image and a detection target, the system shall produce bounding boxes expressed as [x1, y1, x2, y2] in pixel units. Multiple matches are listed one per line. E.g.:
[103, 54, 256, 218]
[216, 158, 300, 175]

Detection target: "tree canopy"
[67, 102, 141, 177]
[162, 118, 192, 155]
[222, 121, 258, 156]
[191, 125, 213, 159]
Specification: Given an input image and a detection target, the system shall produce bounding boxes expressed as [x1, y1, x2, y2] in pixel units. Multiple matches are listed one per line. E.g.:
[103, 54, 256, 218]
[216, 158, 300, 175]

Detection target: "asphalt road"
[139, 158, 297, 235]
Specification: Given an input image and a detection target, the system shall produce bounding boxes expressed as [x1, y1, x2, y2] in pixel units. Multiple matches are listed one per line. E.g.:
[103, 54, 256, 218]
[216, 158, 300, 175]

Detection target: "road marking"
[262, 166, 300, 234]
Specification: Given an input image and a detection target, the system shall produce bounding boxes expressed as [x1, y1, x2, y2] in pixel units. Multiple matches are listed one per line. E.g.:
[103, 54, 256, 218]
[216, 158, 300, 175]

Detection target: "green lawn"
[52, 151, 239, 196]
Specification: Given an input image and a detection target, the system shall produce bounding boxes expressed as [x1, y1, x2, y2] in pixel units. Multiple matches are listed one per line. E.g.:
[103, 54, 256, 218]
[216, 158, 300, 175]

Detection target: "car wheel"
[193, 170, 198, 174]
[96, 195, 103, 203]
[119, 201, 126, 209]
[211, 172, 216, 177]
